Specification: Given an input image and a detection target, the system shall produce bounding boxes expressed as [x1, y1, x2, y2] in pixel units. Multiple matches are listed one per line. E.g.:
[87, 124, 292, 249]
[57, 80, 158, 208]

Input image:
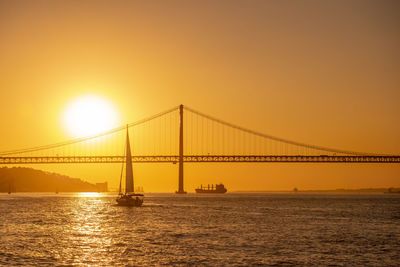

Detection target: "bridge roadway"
[0, 155, 399, 164]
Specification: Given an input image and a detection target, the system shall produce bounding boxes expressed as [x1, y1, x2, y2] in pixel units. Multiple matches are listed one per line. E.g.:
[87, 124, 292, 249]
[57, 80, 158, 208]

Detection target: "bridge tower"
[176, 104, 186, 194]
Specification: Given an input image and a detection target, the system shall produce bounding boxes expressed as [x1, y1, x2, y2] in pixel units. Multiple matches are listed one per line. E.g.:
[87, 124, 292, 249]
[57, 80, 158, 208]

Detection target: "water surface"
[0, 193, 399, 266]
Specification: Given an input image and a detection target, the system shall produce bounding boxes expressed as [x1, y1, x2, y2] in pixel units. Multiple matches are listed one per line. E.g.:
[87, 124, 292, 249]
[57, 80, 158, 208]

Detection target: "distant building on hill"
[135, 186, 144, 192]
[96, 182, 108, 192]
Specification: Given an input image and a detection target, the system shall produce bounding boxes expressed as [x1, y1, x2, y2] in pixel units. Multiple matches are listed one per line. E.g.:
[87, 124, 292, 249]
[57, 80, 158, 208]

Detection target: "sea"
[0, 193, 399, 266]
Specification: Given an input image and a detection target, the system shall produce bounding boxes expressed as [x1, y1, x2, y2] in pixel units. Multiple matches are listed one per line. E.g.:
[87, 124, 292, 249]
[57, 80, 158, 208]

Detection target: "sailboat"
[116, 125, 144, 206]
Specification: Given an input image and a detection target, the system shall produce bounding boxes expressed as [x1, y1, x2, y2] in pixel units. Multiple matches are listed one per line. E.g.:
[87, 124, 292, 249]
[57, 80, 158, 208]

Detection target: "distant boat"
[384, 188, 400, 194]
[116, 125, 144, 206]
[196, 184, 227, 194]
[8, 181, 12, 194]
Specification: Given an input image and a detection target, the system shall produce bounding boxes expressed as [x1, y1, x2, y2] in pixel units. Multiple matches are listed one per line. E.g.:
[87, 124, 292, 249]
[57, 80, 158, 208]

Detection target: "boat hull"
[195, 188, 227, 194]
[116, 194, 144, 206]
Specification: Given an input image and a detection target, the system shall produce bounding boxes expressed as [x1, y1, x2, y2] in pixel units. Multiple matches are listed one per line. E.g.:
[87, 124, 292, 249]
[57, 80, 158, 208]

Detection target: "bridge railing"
[1, 155, 399, 164]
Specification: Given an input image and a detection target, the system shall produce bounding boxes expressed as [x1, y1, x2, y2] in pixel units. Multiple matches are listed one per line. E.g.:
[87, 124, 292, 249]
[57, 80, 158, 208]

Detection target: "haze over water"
[1, 193, 399, 266]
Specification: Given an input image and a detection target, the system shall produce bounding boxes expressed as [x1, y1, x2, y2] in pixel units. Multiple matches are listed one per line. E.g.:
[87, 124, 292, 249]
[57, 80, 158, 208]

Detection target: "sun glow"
[77, 192, 102, 197]
[63, 95, 119, 138]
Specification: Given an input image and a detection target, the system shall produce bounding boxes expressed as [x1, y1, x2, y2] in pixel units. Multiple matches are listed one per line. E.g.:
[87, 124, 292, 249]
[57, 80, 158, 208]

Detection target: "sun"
[63, 95, 119, 138]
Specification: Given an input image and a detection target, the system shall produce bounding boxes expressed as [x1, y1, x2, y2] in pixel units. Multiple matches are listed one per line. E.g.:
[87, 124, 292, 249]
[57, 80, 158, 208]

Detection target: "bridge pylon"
[176, 104, 186, 194]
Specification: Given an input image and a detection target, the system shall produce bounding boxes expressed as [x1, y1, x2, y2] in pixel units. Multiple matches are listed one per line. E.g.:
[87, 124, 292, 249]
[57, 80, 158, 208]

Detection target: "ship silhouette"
[196, 184, 227, 194]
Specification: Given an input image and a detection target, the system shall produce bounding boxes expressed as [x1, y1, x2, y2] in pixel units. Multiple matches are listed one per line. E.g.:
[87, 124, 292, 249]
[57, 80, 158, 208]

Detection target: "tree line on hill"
[0, 167, 99, 192]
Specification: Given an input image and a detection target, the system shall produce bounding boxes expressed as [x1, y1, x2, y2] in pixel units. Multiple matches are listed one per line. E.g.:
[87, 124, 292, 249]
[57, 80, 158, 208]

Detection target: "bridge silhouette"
[1, 105, 399, 193]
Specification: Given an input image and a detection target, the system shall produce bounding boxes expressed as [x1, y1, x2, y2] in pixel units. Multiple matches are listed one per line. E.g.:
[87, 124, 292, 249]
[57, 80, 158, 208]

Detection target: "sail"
[125, 126, 134, 193]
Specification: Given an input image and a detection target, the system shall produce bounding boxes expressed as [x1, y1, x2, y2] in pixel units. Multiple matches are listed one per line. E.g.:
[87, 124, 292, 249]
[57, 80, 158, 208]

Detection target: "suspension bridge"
[0, 105, 399, 193]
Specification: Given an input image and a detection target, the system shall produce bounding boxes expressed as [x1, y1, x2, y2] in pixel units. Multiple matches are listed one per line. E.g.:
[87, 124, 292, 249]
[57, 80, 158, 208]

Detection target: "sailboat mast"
[125, 125, 134, 193]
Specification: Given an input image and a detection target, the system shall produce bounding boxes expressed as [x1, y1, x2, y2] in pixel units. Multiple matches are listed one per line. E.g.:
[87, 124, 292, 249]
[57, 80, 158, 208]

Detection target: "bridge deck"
[0, 155, 399, 164]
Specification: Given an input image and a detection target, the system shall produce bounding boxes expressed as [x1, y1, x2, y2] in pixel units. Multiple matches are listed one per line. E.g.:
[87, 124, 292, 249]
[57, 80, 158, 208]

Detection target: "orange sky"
[0, 0, 399, 192]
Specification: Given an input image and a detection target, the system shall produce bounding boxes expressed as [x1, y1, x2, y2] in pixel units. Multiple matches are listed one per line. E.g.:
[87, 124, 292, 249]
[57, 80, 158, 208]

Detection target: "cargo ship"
[195, 184, 227, 194]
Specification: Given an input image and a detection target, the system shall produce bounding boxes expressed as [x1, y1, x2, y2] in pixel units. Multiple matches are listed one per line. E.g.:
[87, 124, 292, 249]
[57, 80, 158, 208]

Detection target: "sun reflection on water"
[77, 192, 101, 198]
[63, 195, 116, 265]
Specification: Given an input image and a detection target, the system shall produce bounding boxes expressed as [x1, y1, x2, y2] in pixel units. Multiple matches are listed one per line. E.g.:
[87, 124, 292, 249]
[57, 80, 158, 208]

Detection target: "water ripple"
[0, 193, 399, 266]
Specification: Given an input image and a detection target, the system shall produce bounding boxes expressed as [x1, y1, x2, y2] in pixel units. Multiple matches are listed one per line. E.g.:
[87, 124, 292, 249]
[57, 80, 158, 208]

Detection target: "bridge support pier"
[176, 104, 186, 194]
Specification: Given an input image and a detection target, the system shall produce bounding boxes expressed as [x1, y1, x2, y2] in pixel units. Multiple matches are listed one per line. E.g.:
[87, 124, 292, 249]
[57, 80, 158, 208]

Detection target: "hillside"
[0, 167, 99, 192]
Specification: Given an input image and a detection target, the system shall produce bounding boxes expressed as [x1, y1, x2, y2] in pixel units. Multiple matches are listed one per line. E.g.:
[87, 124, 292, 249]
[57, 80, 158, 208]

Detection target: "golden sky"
[0, 0, 399, 191]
